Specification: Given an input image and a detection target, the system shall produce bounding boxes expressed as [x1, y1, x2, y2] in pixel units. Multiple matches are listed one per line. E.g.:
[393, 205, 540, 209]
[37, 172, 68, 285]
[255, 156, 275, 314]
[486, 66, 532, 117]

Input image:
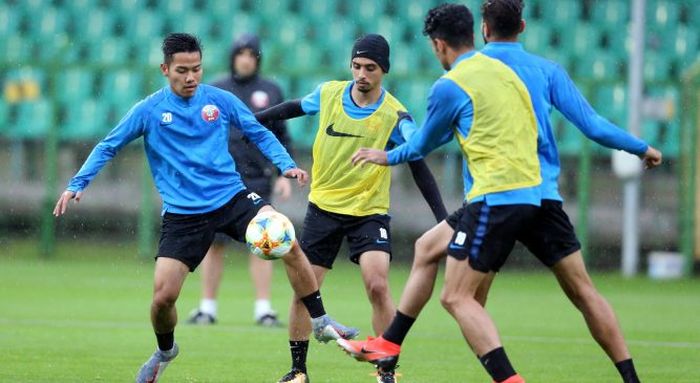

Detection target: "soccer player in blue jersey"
[255, 34, 447, 383]
[52, 33, 358, 383]
[340, 5, 541, 382]
[476, 1, 662, 382]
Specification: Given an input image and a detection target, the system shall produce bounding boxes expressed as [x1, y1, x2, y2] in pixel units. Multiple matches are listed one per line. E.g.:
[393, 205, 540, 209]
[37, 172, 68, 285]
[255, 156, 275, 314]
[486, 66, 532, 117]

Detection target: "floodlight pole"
[622, 0, 646, 276]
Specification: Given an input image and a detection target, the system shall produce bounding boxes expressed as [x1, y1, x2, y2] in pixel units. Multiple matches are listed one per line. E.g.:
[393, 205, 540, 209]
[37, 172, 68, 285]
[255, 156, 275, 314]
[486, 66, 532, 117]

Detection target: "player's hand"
[274, 176, 293, 201]
[283, 168, 309, 187]
[53, 190, 83, 217]
[640, 146, 662, 169]
[351, 148, 388, 167]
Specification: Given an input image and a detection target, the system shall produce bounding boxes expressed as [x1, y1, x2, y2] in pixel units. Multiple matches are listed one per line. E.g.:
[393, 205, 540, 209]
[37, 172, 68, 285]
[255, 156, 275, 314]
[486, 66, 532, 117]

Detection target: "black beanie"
[351, 34, 390, 73]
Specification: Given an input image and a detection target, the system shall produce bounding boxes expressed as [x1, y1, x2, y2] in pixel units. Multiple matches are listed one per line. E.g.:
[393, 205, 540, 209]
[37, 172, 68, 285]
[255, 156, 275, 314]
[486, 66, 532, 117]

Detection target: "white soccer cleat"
[135, 343, 179, 383]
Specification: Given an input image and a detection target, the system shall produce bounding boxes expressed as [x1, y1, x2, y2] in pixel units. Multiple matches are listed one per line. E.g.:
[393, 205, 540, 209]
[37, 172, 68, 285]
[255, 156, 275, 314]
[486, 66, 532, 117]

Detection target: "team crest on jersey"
[201, 104, 220, 122]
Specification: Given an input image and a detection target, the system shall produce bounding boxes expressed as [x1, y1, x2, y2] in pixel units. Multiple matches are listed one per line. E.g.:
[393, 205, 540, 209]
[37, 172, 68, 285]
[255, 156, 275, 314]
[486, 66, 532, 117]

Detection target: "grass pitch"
[0, 239, 698, 382]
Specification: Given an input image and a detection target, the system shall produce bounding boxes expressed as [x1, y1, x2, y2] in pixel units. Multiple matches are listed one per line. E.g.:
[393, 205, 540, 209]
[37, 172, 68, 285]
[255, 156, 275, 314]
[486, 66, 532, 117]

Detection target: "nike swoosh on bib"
[326, 123, 364, 138]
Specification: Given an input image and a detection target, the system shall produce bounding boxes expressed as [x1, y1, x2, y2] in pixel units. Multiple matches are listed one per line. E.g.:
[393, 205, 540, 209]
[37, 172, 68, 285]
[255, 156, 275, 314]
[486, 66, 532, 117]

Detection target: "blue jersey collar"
[346, 81, 386, 110]
[165, 85, 202, 107]
[483, 42, 524, 51]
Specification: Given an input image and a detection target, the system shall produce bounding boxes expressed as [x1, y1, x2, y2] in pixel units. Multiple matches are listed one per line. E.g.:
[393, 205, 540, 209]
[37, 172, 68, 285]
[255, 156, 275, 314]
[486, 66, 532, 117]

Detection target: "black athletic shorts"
[445, 200, 581, 272]
[445, 202, 539, 273]
[518, 199, 582, 267]
[212, 177, 272, 246]
[157, 190, 269, 271]
[300, 203, 392, 269]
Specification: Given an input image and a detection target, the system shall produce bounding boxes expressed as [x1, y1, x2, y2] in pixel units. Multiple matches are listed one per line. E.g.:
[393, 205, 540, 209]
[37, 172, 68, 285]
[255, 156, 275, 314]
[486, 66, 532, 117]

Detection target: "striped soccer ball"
[245, 210, 296, 260]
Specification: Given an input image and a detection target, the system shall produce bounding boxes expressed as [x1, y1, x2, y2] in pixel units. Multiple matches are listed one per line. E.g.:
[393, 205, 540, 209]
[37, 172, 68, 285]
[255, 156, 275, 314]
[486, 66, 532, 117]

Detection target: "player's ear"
[519, 19, 526, 34]
[160, 63, 169, 76]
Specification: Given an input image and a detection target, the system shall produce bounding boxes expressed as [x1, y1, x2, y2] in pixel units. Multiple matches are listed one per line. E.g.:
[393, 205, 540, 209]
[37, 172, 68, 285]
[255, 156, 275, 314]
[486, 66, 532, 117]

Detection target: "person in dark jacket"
[188, 33, 292, 327]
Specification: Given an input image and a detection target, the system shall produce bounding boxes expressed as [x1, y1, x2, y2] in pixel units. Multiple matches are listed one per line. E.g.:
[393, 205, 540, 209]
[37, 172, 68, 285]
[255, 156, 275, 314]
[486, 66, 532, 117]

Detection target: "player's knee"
[152, 289, 179, 309]
[439, 290, 460, 313]
[414, 234, 431, 256]
[365, 277, 390, 303]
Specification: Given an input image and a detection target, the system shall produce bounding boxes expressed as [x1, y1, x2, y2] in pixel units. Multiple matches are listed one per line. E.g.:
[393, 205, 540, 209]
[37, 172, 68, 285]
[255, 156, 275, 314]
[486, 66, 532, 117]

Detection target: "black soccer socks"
[290, 340, 309, 372]
[300, 290, 326, 319]
[156, 331, 174, 352]
[382, 310, 416, 346]
[479, 347, 517, 382]
[616, 358, 641, 383]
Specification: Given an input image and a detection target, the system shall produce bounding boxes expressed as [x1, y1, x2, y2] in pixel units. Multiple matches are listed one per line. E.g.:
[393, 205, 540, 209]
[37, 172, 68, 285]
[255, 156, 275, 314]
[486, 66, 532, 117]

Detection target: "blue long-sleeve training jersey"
[482, 42, 648, 201]
[301, 81, 417, 148]
[387, 51, 541, 206]
[66, 84, 296, 215]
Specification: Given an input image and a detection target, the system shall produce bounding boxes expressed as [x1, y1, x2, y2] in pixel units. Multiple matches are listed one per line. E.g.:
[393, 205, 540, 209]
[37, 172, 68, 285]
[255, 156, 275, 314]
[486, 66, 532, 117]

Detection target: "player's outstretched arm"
[254, 100, 305, 124]
[53, 190, 83, 217]
[351, 148, 388, 167]
[282, 168, 309, 187]
[641, 145, 663, 169]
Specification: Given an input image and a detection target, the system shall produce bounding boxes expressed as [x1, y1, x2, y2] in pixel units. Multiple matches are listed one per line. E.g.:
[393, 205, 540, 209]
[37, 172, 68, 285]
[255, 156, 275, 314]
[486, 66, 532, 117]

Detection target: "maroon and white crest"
[251, 90, 270, 109]
[201, 104, 220, 122]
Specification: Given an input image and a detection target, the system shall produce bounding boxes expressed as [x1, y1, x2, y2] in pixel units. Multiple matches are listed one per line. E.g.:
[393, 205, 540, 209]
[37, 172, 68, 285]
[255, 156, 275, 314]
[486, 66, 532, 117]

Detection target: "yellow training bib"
[309, 81, 406, 216]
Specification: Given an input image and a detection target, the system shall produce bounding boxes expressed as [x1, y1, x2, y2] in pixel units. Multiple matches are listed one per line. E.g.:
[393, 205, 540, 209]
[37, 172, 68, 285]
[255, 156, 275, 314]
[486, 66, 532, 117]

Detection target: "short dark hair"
[481, 0, 524, 39]
[423, 3, 474, 49]
[162, 33, 202, 64]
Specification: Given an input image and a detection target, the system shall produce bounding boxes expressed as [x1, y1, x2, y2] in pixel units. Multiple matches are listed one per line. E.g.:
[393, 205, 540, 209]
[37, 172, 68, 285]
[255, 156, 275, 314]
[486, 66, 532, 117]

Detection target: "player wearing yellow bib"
[256, 34, 447, 383]
[339, 5, 541, 383]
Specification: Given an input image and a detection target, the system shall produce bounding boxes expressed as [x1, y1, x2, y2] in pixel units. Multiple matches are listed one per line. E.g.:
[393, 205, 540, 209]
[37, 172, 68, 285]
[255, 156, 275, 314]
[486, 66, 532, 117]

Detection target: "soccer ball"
[245, 210, 296, 260]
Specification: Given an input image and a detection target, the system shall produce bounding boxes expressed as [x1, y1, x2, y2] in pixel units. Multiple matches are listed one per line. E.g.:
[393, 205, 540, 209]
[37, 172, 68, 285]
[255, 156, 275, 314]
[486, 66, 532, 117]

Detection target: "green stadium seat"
[133, 40, 166, 67]
[344, 0, 388, 30]
[100, 70, 145, 115]
[557, 23, 603, 58]
[0, 36, 34, 65]
[375, 16, 406, 45]
[540, 0, 581, 27]
[87, 38, 133, 66]
[71, 8, 116, 40]
[601, 25, 630, 56]
[266, 15, 308, 46]
[18, 0, 51, 14]
[643, 52, 673, 82]
[392, 79, 433, 124]
[206, 0, 243, 16]
[7, 100, 54, 140]
[0, 4, 18, 36]
[158, 0, 193, 19]
[393, 1, 428, 26]
[124, 11, 165, 42]
[60, 99, 110, 141]
[591, 0, 629, 27]
[593, 83, 628, 128]
[317, 23, 357, 70]
[305, 0, 339, 23]
[645, 86, 680, 158]
[27, 6, 68, 38]
[285, 41, 322, 74]
[35, 34, 77, 64]
[0, 101, 8, 137]
[521, 21, 552, 54]
[574, 51, 624, 81]
[286, 115, 318, 149]
[391, 42, 414, 77]
[668, 26, 698, 65]
[646, 0, 680, 32]
[55, 69, 95, 105]
[217, 13, 262, 44]
[171, 11, 213, 40]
